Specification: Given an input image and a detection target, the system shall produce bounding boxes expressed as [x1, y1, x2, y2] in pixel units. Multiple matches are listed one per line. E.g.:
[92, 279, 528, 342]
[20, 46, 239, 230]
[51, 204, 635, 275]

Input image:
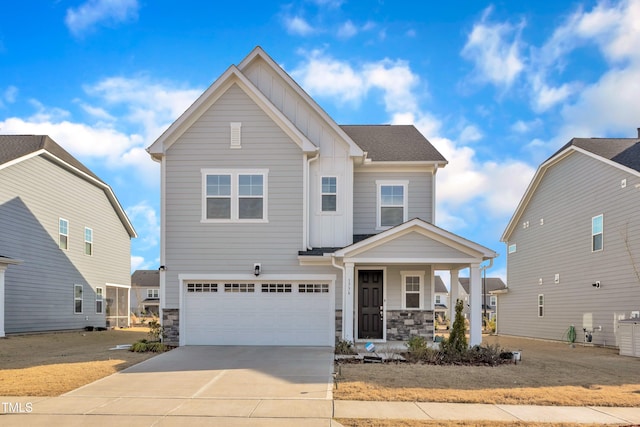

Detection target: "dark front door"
[358, 270, 383, 339]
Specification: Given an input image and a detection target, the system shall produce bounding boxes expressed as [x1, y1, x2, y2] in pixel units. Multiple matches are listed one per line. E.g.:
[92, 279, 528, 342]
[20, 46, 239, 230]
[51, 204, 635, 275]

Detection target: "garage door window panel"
[225, 283, 255, 293]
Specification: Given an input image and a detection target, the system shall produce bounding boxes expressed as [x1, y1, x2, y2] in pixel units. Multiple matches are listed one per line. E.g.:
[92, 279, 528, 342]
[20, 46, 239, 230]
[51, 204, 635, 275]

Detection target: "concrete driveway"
[1, 346, 338, 426]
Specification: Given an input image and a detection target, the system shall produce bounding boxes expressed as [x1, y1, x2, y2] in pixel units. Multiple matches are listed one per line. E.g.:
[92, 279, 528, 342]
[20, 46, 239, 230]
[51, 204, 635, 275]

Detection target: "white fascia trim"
[237, 47, 364, 158]
[356, 162, 445, 173]
[2, 150, 137, 238]
[344, 257, 483, 264]
[298, 256, 334, 265]
[179, 273, 337, 282]
[106, 282, 131, 289]
[0, 257, 22, 266]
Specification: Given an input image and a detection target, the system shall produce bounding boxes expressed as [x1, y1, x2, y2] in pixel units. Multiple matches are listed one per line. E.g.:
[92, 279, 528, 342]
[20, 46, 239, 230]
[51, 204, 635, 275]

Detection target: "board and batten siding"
[0, 156, 131, 333]
[499, 151, 640, 347]
[243, 58, 355, 248]
[353, 170, 433, 235]
[163, 83, 341, 308]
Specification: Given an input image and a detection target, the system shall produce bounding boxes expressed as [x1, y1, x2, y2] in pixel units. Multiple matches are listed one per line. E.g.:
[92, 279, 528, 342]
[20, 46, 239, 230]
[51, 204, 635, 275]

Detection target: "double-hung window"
[401, 271, 423, 309]
[96, 287, 103, 314]
[203, 170, 268, 222]
[74, 284, 83, 314]
[59, 218, 69, 250]
[592, 214, 603, 252]
[321, 177, 337, 212]
[147, 289, 159, 299]
[537, 294, 544, 317]
[84, 227, 93, 256]
[377, 181, 408, 228]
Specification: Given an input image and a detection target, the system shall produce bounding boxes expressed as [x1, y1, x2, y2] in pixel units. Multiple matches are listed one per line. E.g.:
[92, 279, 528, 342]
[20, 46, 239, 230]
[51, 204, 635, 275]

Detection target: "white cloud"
[511, 118, 542, 133]
[337, 20, 358, 38]
[130, 255, 146, 271]
[126, 201, 160, 251]
[3, 86, 18, 104]
[461, 7, 525, 87]
[284, 16, 315, 36]
[65, 0, 139, 37]
[459, 125, 483, 143]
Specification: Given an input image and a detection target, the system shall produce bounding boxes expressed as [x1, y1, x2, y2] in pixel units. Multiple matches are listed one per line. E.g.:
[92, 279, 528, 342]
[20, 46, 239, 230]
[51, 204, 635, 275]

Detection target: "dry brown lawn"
[336, 420, 605, 427]
[0, 327, 158, 396]
[335, 335, 640, 407]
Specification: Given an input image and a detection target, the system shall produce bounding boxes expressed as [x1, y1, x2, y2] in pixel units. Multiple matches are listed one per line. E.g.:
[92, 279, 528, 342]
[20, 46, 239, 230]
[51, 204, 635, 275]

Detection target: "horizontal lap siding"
[354, 171, 433, 235]
[500, 152, 640, 346]
[164, 84, 340, 308]
[357, 232, 473, 259]
[0, 156, 131, 333]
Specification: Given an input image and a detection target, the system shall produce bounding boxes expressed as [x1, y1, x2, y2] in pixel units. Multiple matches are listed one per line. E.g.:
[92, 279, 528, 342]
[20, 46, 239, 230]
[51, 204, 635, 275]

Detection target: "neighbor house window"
[321, 177, 337, 212]
[74, 284, 83, 314]
[84, 227, 93, 255]
[377, 181, 408, 228]
[435, 295, 442, 304]
[490, 295, 497, 307]
[537, 294, 544, 317]
[147, 289, 159, 298]
[59, 218, 69, 250]
[96, 287, 103, 314]
[401, 271, 423, 309]
[592, 214, 603, 251]
[508, 244, 517, 254]
[203, 170, 267, 222]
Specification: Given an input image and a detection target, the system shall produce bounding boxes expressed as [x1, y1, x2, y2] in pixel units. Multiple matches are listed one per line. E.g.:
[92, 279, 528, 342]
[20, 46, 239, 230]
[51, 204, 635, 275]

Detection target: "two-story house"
[499, 134, 640, 347]
[458, 277, 506, 322]
[147, 47, 496, 347]
[0, 135, 136, 335]
[131, 269, 160, 316]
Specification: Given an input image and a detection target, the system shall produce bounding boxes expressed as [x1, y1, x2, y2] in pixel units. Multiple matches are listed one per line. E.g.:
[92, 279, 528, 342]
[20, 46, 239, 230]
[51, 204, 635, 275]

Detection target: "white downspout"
[305, 150, 320, 250]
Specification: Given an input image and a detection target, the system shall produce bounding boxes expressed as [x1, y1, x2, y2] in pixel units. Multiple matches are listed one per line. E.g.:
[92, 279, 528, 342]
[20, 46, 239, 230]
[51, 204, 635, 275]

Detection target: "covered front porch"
[332, 219, 497, 347]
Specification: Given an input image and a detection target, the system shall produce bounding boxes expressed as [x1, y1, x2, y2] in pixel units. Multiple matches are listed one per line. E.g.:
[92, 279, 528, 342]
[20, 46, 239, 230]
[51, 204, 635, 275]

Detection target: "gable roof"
[458, 277, 506, 294]
[0, 135, 137, 238]
[502, 136, 640, 242]
[131, 269, 160, 287]
[340, 125, 447, 164]
[434, 275, 448, 293]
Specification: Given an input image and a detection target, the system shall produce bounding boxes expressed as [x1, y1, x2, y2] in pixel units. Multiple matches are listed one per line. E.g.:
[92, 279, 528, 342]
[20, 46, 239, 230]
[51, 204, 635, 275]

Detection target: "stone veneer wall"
[335, 309, 342, 341]
[162, 308, 179, 346]
[386, 310, 434, 341]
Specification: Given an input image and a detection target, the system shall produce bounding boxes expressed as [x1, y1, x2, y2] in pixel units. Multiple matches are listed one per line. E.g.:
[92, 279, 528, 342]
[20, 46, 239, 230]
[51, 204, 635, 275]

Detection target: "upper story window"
[401, 271, 423, 309]
[59, 218, 69, 250]
[377, 181, 408, 229]
[592, 214, 603, 252]
[202, 169, 268, 222]
[508, 243, 517, 254]
[321, 177, 337, 212]
[147, 289, 159, 298]
[435, 295, 442, 304]
[490, 295, 497, 307]
[84, 227, 93, 256]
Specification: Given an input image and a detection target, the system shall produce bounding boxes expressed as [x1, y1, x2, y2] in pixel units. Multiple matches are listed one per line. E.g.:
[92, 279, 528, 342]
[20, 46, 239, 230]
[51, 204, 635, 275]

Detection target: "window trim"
[74, 284, 83, 314]
[592, 214, 603, 252]
[490, 295, 497, 307]
[96, 286, 103, 314]
[147, 288, 159, 299]
[59, 218, 69, 250]
[376, 180, 408, 230]
[84, 227, 93, 256]
[320, 176, 338, 213]
[401, 270, 424, 310]
[202, 169, 268, 223]
[508, 243, 517, 254]
[435, 294, 442, 305]
[537, 294, 544, 318]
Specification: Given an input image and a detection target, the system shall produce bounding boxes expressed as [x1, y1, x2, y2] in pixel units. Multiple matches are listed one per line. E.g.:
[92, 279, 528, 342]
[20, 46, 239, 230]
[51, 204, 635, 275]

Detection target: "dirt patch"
[335, 335, 640, 406]
[0, 327, 158, 396]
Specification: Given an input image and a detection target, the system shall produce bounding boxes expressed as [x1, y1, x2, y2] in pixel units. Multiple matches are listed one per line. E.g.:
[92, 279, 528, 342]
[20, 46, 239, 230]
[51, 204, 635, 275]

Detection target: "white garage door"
[183, 282, 334, 346]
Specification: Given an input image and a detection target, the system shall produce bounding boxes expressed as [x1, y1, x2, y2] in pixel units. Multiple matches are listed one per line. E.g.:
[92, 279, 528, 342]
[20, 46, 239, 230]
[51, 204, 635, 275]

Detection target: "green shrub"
[130, 341, 149, 352]
[146, 342, 167, 352]
[441, 299, 467, 356]
[335, 339, 357, 355]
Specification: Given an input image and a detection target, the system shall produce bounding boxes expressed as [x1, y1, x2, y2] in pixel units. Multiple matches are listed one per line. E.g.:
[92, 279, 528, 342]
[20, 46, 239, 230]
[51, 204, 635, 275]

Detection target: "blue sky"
[2, 0, 640, 282]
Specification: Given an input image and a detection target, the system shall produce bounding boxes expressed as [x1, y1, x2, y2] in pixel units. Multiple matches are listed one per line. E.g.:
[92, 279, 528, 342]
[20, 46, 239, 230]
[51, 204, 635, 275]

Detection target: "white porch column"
[469, 263, 482, 346]
[449, 269, 459, 326]
[342, 262, 355, 342]
[0, 265, 6, 337]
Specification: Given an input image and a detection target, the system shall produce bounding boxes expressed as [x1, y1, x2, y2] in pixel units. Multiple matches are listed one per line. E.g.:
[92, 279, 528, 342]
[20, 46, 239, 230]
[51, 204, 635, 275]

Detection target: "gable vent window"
[230, 122, 241, 149]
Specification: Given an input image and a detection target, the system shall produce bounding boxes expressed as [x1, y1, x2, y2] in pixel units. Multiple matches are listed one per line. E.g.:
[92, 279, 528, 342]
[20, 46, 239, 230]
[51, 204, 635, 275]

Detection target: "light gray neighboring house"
[131, 269, 160, 316]
[147, 46, 497, 347]
[433, 275, 449, 322]
[0, 135, 136, 335]
[499, 134, 640, 347]
[457, 277, 506, 321]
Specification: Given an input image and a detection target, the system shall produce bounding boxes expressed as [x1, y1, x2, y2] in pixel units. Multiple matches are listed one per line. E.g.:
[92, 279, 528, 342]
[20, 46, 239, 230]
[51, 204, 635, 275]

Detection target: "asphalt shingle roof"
[434, 275, 448, 293]
[555, 137, 640, 172]
[458, 277, 506, 294]
[131, 270, 160, 288]
[340, 125, 447, 163]
[0, 135, 104, 183]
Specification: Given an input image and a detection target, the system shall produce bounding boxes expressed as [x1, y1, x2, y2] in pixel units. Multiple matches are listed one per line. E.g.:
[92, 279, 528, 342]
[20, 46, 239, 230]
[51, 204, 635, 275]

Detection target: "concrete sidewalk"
[2, 396, 640, 425]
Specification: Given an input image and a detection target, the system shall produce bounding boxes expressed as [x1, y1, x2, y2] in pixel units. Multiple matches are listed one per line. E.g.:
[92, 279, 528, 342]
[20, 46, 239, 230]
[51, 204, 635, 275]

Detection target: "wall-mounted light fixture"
[254, 263, 261, 277]
[592, 281, 600, 288]
[158, 265, 166, 272]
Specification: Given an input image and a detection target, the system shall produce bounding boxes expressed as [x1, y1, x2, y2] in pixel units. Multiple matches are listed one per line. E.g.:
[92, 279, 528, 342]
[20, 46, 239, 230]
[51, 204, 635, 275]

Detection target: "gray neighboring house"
[500, 134, 640, 347]
[0, 135, 136, 335]
[457, 277, 506, 321]
[433, 275, 449, 322]
[147, 46, 496, 347]
[131, 269, 160, 316]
